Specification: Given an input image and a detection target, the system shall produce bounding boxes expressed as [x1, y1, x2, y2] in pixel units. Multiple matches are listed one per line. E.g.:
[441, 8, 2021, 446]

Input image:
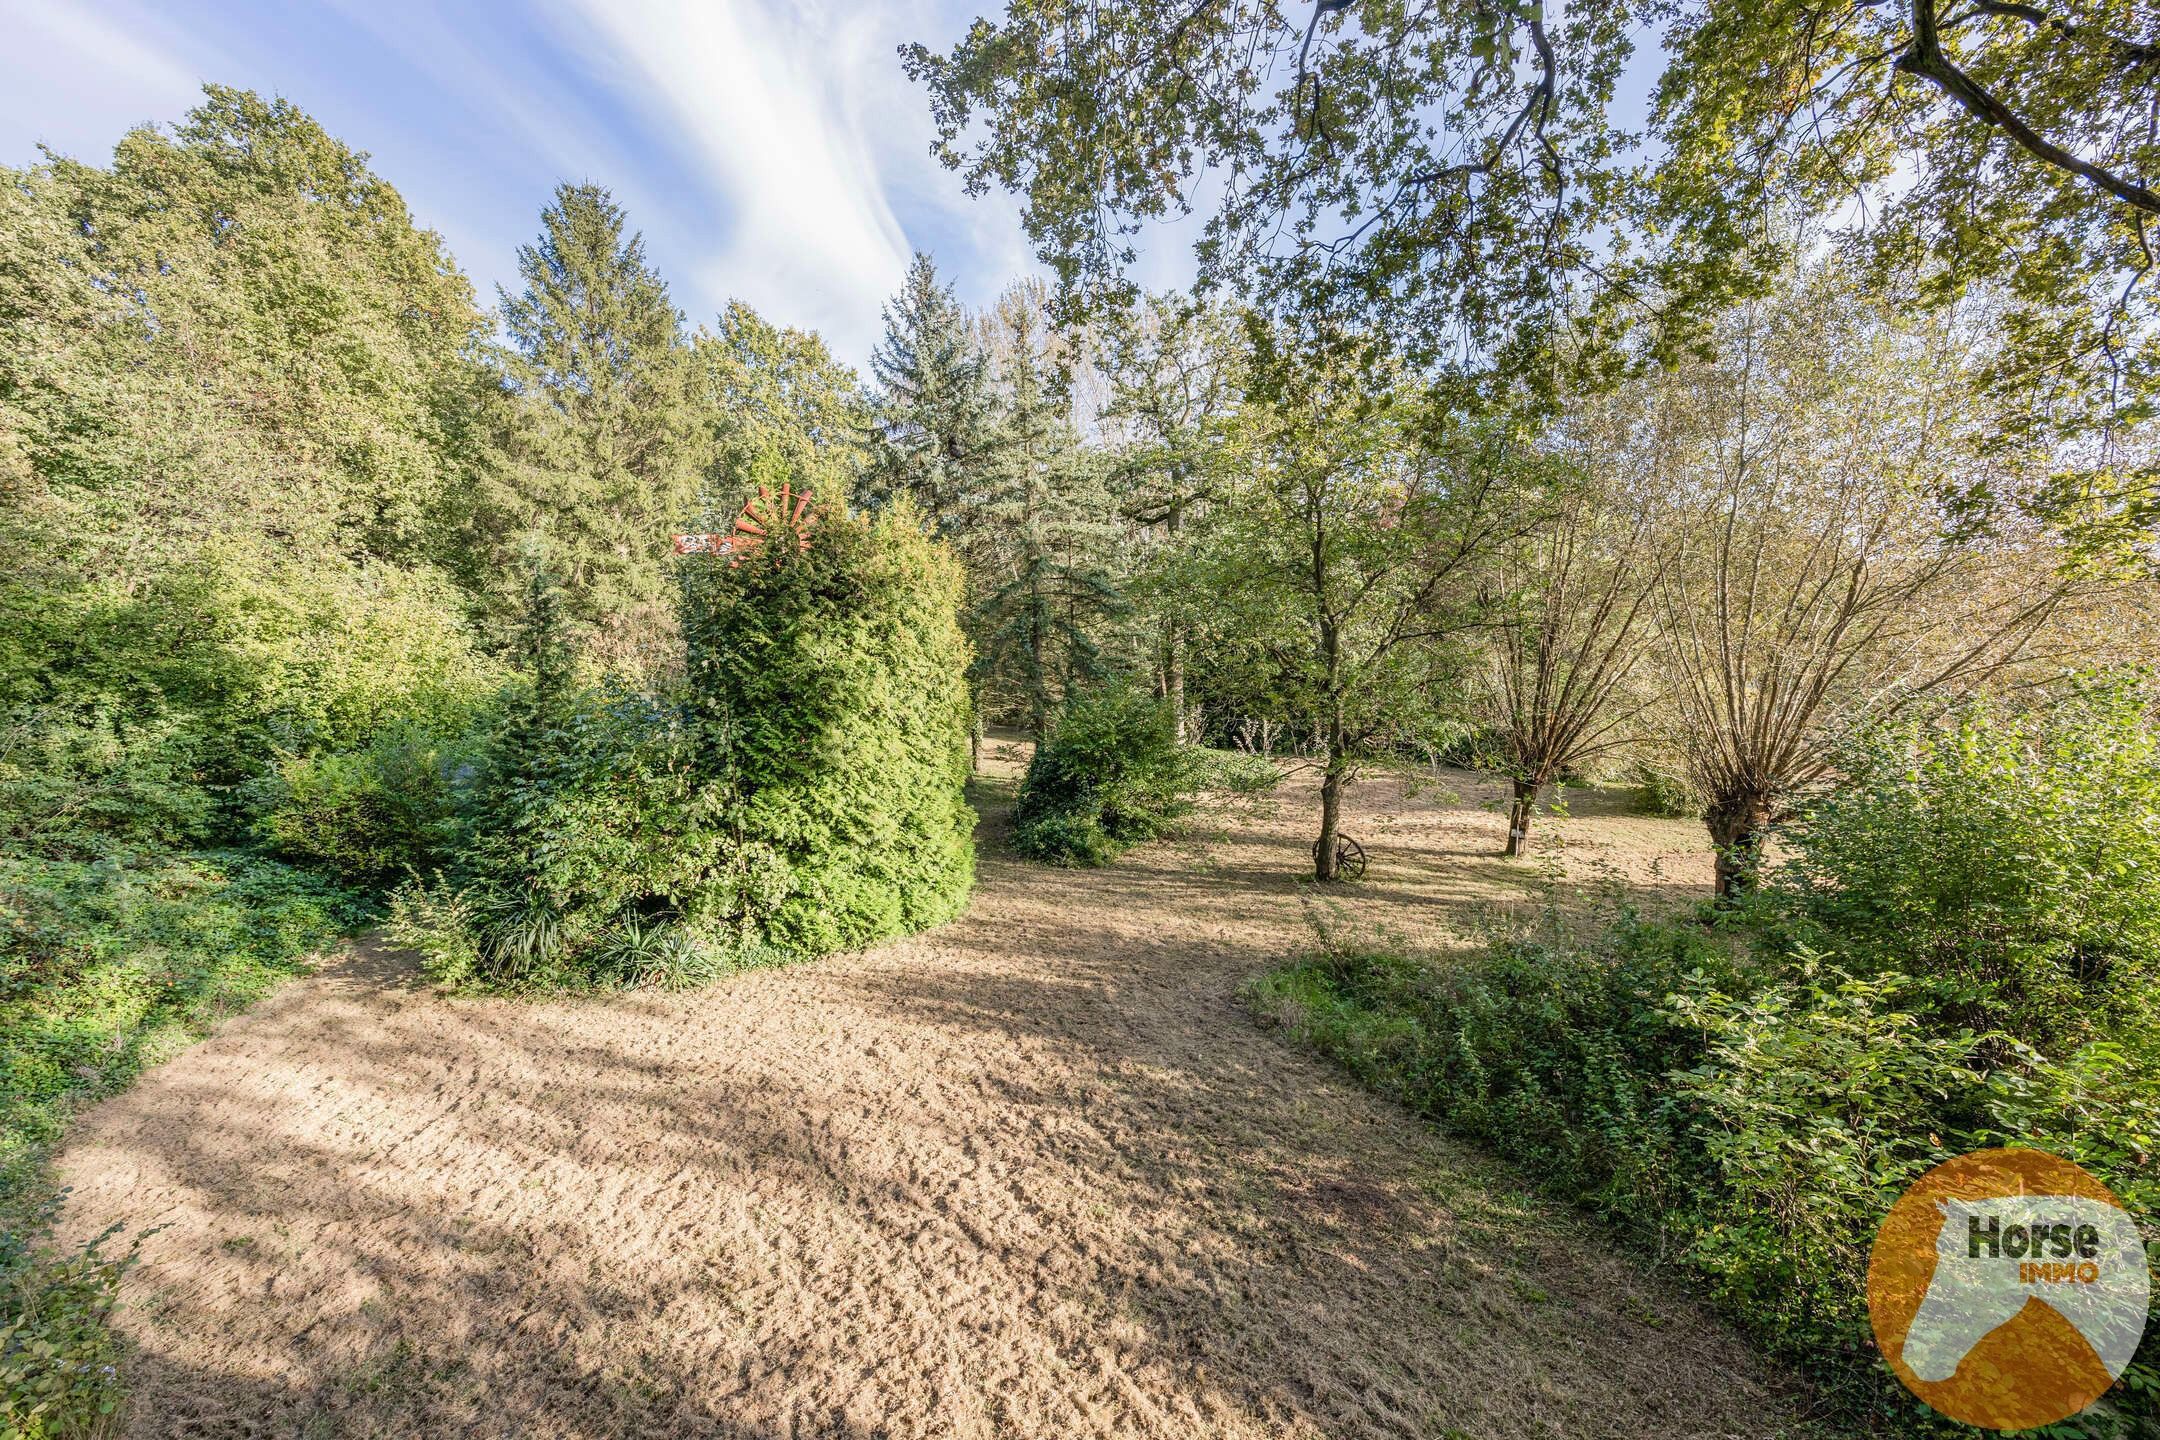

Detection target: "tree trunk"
[1705, 791, 1774, 899]
[1504, 778, 1541, 857]
[1315, 723, 1350, 881]
[1167, 624, 1188, 744]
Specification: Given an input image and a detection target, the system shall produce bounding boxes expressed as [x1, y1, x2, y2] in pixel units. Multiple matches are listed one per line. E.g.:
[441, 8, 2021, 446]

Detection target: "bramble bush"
[0, 1192, 151, 1440]
[1255, 678, 2160, 1432]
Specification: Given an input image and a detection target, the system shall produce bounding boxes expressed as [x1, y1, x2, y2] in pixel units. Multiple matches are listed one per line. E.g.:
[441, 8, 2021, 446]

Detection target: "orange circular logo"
[1868, 1148, 2152, 1431]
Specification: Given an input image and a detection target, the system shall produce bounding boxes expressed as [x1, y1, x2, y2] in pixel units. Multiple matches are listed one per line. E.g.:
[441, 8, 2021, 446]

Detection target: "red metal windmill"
[673, 484, 819, 564]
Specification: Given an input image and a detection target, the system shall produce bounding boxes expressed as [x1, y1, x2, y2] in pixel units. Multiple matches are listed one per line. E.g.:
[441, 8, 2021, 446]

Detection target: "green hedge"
[679, 506, 975, 953]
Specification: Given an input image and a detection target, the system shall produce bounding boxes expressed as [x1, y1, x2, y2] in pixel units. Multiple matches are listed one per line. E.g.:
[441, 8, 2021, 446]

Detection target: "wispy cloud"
[0, 0, 209, 159]
[543, 0, 947, 365]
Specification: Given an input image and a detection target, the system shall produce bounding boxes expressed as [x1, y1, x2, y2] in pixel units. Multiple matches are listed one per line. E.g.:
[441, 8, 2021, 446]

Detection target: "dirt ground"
[54, 741, 1824, 1439]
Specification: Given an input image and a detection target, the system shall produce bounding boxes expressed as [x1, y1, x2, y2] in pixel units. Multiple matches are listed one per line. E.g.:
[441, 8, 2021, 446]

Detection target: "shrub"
[1627, 754, 1701, 818]
[1662, 964, 1985, 1349]
[1189, 748, 1282, 795]
[1776, 676, 2160, 1052]
[679, 506, 974, 953]
[1013, 685, 1198, 865]
[388, 681, 720, 992]
[0, 850, 361, 1201]
[1258, 801, 2160, 1431]
[254, 721, 479, 883]
[395, 509, 976, 990]
[1, 1192, 150, 1440]
[0, 710, 214, 852]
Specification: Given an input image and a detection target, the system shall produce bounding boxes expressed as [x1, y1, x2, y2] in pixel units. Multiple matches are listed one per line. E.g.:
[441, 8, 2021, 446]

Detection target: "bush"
[1013, 685, 1198, 865]
[0, 710, 214, 852]
[254, 720, 481, 883]
[1777, 676, 2160, 1053]
[1250, 911, 2153, 1427]
[1189, 748, 1283, 795]
[388, 681, 723, 992]
[1, 1192, 150, 1440]
[1627, 755, 1701, 818]
[679, 507, 974, 953]
[393, 508, 977, 990]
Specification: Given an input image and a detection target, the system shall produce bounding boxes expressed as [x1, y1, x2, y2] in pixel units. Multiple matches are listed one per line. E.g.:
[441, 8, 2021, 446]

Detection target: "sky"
[0, 0, 1068, 371]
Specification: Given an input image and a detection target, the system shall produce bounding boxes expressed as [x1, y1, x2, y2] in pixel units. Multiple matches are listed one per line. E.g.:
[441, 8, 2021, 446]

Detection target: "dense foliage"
[1, 1193, 149, 1439]
[0, 850, 364, 1202]
[1257, 683, 2160, 1431]
[1012, 685, 1198, 866]
[1779, 678, 2160, 1054]
[389, 509, 976, 987]
[680, 509, 975, 953]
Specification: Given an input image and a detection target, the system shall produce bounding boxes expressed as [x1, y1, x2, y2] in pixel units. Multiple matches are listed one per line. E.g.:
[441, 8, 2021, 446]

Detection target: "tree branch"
[1898, 0, 2160, 214]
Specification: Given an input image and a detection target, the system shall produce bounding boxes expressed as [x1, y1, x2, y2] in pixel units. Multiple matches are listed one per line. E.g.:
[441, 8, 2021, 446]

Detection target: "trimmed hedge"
[680, 508, 975, 952]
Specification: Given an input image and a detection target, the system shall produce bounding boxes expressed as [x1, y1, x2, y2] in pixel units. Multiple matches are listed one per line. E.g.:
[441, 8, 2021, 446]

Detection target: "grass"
[0, 846, 369, 1213]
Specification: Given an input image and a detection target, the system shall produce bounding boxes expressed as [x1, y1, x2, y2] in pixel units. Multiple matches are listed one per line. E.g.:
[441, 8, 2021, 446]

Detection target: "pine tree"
[863, 254, 1000, 535]
[487, 183, 707, 673]
[970, 291, 1126, 735]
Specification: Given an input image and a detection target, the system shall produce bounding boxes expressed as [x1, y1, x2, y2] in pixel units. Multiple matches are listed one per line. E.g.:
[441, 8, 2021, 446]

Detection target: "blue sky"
[0, 0, 1062, 370]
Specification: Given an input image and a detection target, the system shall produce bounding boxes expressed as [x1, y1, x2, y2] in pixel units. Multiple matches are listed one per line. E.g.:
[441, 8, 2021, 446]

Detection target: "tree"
[696, 300, 870, 504]
[863, 253, 1002, 534]
[1100, 293, 1247, 740]
[1477, 418, 1663, 858]
[970, 286, 1127, 734]
[1647, 272, 2076, 897]
[487, 183, 706, 673]
[905, 1, 1633, 384]
[0, 86, 497, 808]
[907, 2, 2160, 555]
[1192, 347, 1529, 880]
[1, 86, 490, 576]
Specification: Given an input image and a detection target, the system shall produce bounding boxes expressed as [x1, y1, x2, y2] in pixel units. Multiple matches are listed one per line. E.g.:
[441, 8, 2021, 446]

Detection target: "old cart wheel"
[1312, 834, 1367, 880]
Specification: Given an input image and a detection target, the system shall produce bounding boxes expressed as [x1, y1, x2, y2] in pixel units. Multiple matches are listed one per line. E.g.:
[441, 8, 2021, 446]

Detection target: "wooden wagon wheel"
[1311, 834, 1367, 880]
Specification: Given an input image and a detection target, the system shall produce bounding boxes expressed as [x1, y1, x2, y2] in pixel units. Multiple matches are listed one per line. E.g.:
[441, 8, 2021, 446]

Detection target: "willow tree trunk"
[1706, 791, 1774, 899]
[1504, 778, 1541, 857]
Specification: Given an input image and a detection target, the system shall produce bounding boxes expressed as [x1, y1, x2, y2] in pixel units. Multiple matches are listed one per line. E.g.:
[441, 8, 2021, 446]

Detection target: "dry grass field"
[52, 738, 1824, 1439]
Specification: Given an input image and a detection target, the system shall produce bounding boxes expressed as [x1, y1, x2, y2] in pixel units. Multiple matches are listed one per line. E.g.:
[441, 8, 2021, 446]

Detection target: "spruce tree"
[863, 253, 1000, 535]
[487, 183, 706, 672]
[970, 291, 1126, 734]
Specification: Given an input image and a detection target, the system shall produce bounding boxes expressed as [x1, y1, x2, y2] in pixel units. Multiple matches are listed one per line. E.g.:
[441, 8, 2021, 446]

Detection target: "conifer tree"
[863, 254, 1000, 535]
[971, 290, 1126, 735]
[487, 183, 707, 672]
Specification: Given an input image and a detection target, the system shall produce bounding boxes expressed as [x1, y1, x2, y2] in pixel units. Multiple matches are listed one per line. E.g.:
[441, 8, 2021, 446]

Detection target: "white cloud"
[544, 0, 943, 367]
